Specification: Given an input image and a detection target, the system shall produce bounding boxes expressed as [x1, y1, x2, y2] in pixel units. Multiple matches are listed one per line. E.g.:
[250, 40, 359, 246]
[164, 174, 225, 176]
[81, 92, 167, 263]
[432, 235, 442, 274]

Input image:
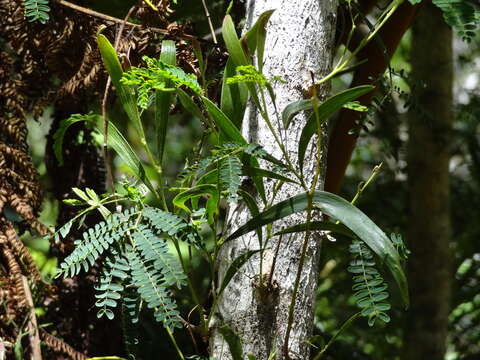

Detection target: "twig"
[57, 0, 204, 43]
[201, 0, 218, 44]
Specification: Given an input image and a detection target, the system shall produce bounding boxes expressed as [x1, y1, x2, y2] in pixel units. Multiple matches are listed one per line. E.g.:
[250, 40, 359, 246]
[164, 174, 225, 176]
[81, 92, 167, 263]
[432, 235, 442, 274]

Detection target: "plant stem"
[166, 327, 186, 360]
[312, 312, 361, 360]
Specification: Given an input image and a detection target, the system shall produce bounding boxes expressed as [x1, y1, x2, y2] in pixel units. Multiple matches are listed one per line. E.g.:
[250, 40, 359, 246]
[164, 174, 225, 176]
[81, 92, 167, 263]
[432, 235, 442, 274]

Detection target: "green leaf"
[202, 97, 247, 145]
[218, 249, 263, 297]
[241, 10, 275, 69]
[221, 58, 249, 129]
[173, 184, 217, 213]
[244, 166, 298, 185]
[155, 40, 176, 164]
[282, 99, 312, 128]
[98, 120, 155, 194]
[97, 34, 141, 129]
[226, 191, 408, 307]
[218, 325, 244, 360]
[53, 113, 99, 165]
[222, 15, 249, 67]
[239, 190, 262, 245]
[221, 15, 261, 108]
[220, 156, 242, 202]
[297, 85, 374, 170]
[177, 88, 209, 126]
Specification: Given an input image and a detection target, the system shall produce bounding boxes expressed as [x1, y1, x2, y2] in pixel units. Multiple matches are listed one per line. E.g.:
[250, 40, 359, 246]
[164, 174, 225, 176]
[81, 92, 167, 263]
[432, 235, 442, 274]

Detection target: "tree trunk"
[403, 4, 453, 360]
[210, 1, 337, 359]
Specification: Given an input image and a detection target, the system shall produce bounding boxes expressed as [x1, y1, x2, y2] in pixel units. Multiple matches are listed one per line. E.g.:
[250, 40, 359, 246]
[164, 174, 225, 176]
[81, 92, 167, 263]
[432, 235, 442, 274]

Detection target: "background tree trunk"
[403, 4, 453, 360]
[210, 1, 337, 359]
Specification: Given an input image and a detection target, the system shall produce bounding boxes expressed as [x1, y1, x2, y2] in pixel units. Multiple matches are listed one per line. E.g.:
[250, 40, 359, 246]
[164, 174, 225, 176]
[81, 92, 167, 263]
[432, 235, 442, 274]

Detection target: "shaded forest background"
[0, 0, 479, 359]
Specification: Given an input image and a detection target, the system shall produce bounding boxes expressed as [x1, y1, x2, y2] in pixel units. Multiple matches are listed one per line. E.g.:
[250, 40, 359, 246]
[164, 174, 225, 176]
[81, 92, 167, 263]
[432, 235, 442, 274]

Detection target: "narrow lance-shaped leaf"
[96, 120, 155, 194]
[297, 85, 374, 170]
[221, 15, 261, 108]
[201, 97, 247, 145]
[226, 191, 409, 307]
[172, 184, 217, 213]
[97, 34, 142, 129]
[218, 325, 244, 360]
[221, 58, 249, 129]
[218, 249, 263, 297]
[274, 221, 356, 239]
[53, 113, 99, 166]
[155, 40, 176, 164]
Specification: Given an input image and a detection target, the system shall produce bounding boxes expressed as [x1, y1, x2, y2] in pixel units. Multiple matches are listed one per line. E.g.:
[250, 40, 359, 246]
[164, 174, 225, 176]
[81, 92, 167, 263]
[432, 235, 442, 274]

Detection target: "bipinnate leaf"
[226, 191, 409, 307]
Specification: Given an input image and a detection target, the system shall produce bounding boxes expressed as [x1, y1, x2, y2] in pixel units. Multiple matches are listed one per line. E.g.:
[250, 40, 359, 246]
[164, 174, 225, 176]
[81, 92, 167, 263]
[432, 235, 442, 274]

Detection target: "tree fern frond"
[348, 240, 391, 326]
[57, 208, 137, 277]
[126, 247, 182, 330]
[219, 156, 242, 203]
[23, 0, 50, 23]
[132, 225, 187, 289]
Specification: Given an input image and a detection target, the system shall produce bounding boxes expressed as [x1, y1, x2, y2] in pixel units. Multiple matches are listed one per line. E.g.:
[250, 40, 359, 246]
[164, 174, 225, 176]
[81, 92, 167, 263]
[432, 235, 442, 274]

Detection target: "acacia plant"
[49, 7, 412, 360]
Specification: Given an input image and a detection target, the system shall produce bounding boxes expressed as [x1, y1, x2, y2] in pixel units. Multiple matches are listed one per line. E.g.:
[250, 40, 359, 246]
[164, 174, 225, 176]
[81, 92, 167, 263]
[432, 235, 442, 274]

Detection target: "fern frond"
[57, 208, 137, 277]
[219, 156, 242, 203]
[132, 225, 187, 289]
[348, 241, 391, 326]
[23, 0, 50, 24]
[95, 254, 129, 320]
[126, 247, 182, 330]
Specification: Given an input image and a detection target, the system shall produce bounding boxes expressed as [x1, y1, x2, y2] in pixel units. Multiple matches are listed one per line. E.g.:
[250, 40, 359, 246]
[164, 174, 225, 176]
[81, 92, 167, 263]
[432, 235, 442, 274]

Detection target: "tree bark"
[210, 1, 337, 359]
[403, 4, 453, 360]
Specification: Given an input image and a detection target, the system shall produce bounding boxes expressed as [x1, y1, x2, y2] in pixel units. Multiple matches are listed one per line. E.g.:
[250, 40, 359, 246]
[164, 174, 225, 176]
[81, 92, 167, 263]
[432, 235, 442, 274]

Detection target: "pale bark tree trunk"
[210, 1, 337, 359]
[403, 4, 453, 360]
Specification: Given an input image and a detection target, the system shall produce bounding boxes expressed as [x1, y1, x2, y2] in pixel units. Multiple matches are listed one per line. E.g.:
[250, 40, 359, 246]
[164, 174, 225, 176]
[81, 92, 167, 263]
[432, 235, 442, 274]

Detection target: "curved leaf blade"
[201, 97, 247, 145]
[282, 99, 312, 128]
[155, 40, 176, 164]
[226, 191, 408, 307]
[274, 221, 356, 238]
[172, 184, 217, 213]
[298, 85, 374, 170]
[97, 34, 141, 127]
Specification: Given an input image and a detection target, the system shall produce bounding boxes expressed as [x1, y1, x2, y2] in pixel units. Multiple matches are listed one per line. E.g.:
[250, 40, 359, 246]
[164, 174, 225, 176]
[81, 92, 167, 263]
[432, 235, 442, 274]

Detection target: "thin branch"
[57, 0, 205, 43]
[201, 0, 218, 44]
